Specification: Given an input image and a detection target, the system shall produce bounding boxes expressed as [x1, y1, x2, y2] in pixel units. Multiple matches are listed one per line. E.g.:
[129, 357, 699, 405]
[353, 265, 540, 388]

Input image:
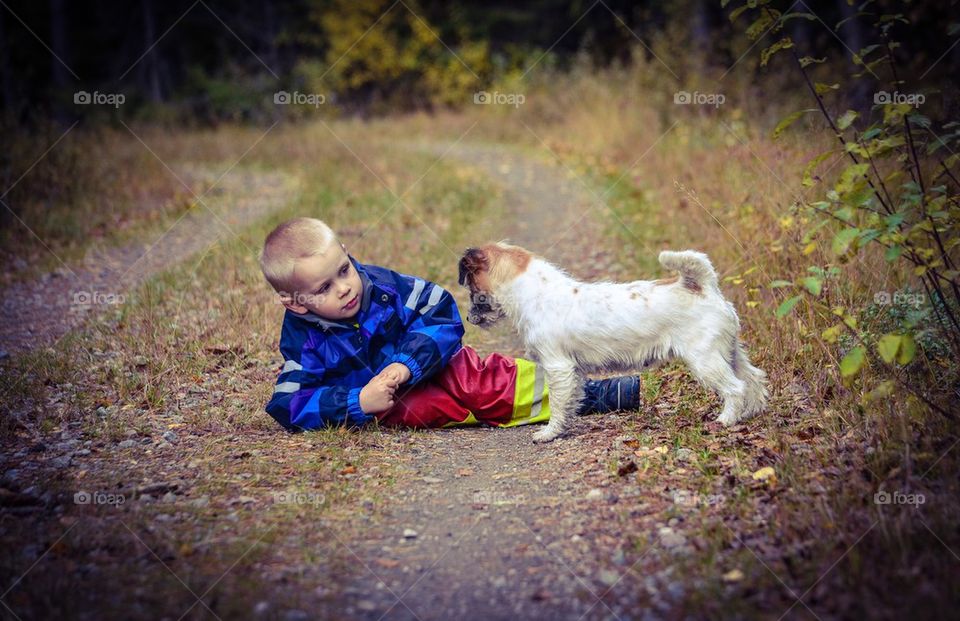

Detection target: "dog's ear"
[458, 248, 486, 287]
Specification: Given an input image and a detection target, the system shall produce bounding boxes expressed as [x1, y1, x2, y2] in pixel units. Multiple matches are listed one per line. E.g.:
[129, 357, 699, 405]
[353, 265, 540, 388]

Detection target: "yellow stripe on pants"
[502, 357, 550, 427]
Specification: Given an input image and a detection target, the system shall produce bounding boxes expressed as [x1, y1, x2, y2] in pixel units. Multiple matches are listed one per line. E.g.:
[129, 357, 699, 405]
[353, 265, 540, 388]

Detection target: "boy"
[259, 217, 640, 431]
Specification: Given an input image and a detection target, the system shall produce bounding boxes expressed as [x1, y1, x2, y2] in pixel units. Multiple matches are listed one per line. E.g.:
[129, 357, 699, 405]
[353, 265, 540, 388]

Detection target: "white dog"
[458, 242, 768, 442]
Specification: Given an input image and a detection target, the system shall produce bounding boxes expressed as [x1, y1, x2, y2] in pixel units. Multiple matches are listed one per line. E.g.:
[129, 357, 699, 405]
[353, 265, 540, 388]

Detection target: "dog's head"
[457, 243, 532, 328]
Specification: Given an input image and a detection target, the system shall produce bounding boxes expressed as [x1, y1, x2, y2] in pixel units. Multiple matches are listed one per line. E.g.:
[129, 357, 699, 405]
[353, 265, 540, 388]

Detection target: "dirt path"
[331, 144, 655, 620]
[0, 169, 298, 355]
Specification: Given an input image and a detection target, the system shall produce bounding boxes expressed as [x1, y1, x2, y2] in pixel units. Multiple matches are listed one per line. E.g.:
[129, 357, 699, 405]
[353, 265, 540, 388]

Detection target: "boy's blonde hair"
[260, 217, 338, 294]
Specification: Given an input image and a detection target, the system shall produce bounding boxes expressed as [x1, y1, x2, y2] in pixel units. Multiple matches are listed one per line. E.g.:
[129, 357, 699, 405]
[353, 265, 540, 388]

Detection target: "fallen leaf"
[376, 558, 400, 569]
[456, 468, 474, 477]
[339, 465, 357, 475]
[723, 568, 745, 582]
[752, 466, 777, 487]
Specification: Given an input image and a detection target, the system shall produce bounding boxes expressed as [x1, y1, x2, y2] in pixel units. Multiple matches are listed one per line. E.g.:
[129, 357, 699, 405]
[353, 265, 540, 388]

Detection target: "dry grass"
[2, 58, 958, 619]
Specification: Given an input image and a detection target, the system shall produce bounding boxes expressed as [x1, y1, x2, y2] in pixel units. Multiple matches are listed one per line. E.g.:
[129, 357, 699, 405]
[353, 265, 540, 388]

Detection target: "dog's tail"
[658, 250, 718, 292]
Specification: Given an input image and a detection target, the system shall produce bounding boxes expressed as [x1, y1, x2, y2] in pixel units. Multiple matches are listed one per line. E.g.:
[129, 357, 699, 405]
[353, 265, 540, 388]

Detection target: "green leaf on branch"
[822, 324, 843, 343]
[877, 333, 902, 364]
[815, 82, 839, 95]
[801, 150, 835, 186]
[769, 279, 793, 288]
[835, 163, 870, 195]
[897, 334, 916, 365]
[761, 37, 793, 66]
[884, 245, 902, 261]
[775, 295, 802, 318]
[800, 276, 822, 296]
[840, 346, 866, 378]
[831, 227, 861, 255]
[747, 10, 780, 40]
[837, 110, 859, 130]
[773, 109, 814, 139]
[799, 56, 826, 67]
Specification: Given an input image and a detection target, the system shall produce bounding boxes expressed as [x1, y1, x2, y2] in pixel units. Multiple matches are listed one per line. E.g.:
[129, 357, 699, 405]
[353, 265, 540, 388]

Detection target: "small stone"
[657, 526, 687, 549]
[118, 439, 137, 449]
[598, 569, 620, 586]
[161, 491, 177, 503]
[403, 528, 418, 539]
[190, 496, 210, 508]
[357, 600, 377, 612]
[253, 601, 270, 616]
[50, 455, 73, 468]
[74, 449, 91, 456]
[421, 476, 442, 484]
[676, 448, 695, 462]
[283, 611, 309, 621]
[586, 488, 604, 501]
[161, 430, 178, 444]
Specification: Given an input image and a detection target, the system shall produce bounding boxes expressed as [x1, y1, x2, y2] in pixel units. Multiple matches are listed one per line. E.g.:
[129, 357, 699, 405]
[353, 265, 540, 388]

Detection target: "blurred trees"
[0, 0, 956, 122]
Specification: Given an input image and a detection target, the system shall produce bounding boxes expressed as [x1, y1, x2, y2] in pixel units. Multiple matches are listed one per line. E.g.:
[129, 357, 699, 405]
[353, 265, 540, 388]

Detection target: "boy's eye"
[340, 264, 349, 275]
[317, 284, 330, 294]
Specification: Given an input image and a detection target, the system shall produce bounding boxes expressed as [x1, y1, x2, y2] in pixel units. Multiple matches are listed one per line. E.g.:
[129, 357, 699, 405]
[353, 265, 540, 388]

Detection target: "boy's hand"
[378, 362, 412, 385]
[359, 375, 398, 414]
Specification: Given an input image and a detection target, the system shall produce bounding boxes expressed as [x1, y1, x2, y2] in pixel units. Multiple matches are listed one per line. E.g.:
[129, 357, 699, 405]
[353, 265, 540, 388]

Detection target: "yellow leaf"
[752, 466, 777, 484]
[803, 241, 817, 255]
[723, 569, 745, 583]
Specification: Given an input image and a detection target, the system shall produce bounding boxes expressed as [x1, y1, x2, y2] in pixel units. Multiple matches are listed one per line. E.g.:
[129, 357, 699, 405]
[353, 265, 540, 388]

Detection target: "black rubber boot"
[577, 375, 641, 415]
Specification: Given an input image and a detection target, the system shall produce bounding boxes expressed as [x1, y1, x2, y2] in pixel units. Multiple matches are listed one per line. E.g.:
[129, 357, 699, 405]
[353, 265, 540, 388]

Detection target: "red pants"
[375, 346, 550, 428]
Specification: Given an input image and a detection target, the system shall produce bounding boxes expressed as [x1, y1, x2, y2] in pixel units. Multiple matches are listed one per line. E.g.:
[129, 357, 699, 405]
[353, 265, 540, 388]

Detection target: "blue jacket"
[265, 257, 464, 430]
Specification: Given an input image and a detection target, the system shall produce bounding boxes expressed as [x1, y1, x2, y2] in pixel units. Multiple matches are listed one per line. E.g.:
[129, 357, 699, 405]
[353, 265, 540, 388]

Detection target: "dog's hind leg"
[684, 350, 747, 426]
[532, 363, 582, 443]
[732, 340, 768, 418]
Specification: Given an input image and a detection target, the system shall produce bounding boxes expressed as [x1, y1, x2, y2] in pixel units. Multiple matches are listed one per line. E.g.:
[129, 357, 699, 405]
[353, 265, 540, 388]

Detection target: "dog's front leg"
[532, 363, 582, 443]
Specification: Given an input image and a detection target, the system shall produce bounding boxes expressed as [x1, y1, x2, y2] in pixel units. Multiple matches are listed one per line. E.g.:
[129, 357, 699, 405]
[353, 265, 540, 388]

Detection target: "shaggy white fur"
[459, 243, 768, 442]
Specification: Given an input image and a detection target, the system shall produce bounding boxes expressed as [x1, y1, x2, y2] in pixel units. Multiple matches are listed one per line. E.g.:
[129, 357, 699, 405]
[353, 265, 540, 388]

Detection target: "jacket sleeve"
[265, 323, 374, 430]
[385, 274, 465, 385]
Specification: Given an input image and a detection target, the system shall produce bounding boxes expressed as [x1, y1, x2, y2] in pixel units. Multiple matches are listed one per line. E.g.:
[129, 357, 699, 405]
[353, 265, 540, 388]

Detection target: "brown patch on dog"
[458, 242, 532, 295]
[573, 288, 579, 294]
[653, 274, 679, 286]
[630, 292, 639, 299]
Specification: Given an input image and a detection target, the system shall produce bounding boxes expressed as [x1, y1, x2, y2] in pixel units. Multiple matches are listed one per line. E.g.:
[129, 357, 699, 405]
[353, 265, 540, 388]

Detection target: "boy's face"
[281, 245, 363, 320]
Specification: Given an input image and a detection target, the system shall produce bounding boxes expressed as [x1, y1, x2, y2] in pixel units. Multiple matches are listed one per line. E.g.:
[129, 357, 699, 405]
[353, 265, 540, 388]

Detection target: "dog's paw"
[532, 428, 561, 443]
[716, 412, 740, 427]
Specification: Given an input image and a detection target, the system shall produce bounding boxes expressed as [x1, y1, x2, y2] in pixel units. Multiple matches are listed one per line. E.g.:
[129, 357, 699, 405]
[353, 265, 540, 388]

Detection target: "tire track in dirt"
[333, 144, 648, 621]
[0, 170, 299, 355]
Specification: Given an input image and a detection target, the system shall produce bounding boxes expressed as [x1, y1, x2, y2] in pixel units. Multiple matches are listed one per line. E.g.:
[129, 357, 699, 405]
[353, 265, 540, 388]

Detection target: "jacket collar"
[286, 256, 374, 331]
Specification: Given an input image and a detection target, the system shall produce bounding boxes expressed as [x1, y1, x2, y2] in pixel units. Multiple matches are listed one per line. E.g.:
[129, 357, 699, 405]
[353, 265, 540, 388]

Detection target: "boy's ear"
[279, 293, 308, 315]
